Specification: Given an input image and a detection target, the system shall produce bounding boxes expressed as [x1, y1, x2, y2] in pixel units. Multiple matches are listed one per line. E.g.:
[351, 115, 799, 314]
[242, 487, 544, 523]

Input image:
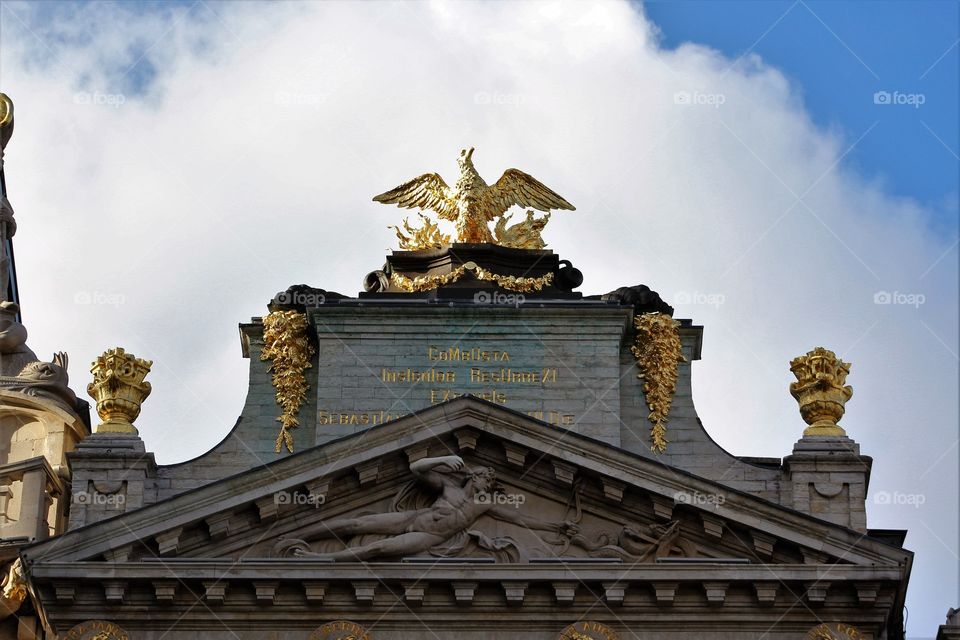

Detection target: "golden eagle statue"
[373, 147, 574, 247]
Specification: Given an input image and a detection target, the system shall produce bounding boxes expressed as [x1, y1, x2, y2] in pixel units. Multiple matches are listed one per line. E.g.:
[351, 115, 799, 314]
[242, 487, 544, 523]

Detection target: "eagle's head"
[458, 147, 475, 169]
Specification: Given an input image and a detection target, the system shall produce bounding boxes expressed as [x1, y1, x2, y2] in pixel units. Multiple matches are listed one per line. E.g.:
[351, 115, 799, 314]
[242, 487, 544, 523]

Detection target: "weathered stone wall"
[308, 304, 630, 448]
[94, 298, 858, 532]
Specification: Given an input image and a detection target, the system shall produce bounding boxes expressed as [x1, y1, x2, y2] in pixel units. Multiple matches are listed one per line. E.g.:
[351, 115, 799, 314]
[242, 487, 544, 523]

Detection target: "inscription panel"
[311, 306, 630, 446]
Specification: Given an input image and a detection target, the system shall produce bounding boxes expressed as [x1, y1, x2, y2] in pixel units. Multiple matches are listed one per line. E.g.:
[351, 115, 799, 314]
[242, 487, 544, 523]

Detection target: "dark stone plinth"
[361, 244, 583, 298]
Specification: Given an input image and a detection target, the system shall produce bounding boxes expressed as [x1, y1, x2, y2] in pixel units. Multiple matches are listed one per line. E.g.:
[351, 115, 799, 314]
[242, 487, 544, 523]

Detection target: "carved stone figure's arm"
[410, 455, 465, 490]
[410, 455, 465, 475]
[487, 506, 578, 535]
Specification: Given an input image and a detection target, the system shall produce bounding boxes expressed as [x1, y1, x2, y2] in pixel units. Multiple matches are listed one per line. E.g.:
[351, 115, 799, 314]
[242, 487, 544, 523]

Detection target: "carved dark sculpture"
[592, 284, 674, 316]
[270, 284, 346, 312]
[363, 270, 389, 293]
[273, 455, 578, 562]
[554, 260, 583, 292]
[562, 520, 700, 561]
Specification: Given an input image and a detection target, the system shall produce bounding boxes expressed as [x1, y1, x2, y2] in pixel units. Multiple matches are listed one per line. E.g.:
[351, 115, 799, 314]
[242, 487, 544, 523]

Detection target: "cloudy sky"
[0, 0, 956, 634]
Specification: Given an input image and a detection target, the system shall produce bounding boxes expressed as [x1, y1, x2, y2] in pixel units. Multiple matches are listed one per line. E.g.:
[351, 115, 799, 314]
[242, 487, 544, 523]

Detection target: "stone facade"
[19, 254, 917, 639]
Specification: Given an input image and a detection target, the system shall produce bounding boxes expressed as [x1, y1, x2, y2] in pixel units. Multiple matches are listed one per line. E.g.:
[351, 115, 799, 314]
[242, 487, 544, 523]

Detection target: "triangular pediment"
[25, 396, 908, 572]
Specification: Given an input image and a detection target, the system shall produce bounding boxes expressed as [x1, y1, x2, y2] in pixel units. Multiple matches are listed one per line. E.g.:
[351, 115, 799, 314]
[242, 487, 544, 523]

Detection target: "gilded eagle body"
[373, 148, 574, 245]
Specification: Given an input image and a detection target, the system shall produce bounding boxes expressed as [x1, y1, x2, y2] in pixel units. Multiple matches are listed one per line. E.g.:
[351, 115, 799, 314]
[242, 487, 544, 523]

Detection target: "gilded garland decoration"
[390, 262, 554, 293]
[261, 311, 315, 453]
[631, 312, 686, 453]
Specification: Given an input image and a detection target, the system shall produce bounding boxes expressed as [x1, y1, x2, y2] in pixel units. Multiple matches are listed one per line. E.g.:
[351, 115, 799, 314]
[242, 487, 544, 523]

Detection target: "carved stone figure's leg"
[302, 531, 449, 561]
[302, 510, 420, 541]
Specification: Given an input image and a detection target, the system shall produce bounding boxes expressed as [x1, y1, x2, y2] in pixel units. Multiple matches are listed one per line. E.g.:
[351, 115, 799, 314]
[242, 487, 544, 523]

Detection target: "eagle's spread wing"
[373, 173, 454, 220]
[484, 169, 575, 219]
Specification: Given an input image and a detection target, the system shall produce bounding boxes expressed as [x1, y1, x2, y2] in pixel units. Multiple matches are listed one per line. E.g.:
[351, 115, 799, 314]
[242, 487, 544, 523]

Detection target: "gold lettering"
[427, 345, 511, 362]
[541, 367, 558, 383]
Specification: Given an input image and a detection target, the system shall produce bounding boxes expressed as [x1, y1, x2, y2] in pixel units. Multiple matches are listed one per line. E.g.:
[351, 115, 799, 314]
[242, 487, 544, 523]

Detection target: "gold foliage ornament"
[789, 346, 852, 437]
[87, 348, 152, 434]
[0, 559, 26, 618]
[631, 312, 686, 453]
[261, 310, 315, 453]
[390, 261, 554, 293]
[391, 213, 451, 250]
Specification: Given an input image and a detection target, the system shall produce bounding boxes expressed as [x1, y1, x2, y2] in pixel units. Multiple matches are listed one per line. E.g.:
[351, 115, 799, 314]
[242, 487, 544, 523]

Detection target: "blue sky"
[29, 0, 958, 230]
[645, 0, 959, 233]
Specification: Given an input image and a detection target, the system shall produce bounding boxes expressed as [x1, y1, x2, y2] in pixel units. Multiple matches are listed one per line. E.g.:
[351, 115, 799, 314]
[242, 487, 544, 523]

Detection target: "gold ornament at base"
[61, 620, 129, 640]
[558, 621, 620, 640]
[805, 623, 866, 640]
[87, 348, 152, 434]
[309, 620, 371, 640]
[390, 262, 554, 293]
[631, 312, 686, 453]
[790, 347, 852, 437]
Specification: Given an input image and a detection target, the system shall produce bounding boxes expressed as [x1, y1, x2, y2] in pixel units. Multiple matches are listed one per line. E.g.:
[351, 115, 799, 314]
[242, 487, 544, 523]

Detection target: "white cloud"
[1, 0, 956, 632]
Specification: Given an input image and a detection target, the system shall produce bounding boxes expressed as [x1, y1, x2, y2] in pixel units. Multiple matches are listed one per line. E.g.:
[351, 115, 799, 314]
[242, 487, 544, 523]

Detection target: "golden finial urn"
[789, 347, 852, 437]
[87, 347, 153, 434]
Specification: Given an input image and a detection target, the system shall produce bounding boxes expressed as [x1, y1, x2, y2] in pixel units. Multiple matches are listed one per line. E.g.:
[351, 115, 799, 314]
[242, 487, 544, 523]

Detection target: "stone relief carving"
[273, 455, 701, 563]
[1, 351, 82, 410]
[274, 455, 577, 561]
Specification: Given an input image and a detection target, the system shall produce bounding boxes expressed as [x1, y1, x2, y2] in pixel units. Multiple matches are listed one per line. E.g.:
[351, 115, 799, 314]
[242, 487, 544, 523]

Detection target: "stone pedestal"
[783, 436, 872, 532]
[66, 433, 156, 530]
